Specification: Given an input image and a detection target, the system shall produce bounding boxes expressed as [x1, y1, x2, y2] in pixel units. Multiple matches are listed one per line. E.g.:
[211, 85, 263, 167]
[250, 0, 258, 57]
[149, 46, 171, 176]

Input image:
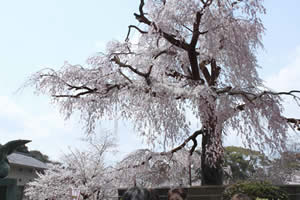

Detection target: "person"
[122, 186, 159, 200]
[168, 188, 187, 200]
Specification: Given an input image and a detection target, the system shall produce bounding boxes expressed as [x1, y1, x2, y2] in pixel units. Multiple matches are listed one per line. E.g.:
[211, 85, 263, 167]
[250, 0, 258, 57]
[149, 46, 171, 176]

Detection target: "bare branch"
[125, 25, 148, 42]
[53, 83, 125, 99]
[165, 69, 193, 81]
[118, 69, 133, 84]
[217, 88, 300, 102]
[116, 129, 204, 170]
[111, 56, 147, 77]
[111, 55, 153, 85]
[53, 89, 97, 98]
[153, 49, 176, 59]
[216, 87, 300, 130]
[166, 129, 205, 156]
[285, 118, 300, 131]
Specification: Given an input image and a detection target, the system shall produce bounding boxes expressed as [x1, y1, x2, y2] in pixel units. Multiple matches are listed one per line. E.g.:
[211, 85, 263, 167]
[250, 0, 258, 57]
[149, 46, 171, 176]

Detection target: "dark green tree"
[29, 150, 51, 163]
[224, 146, 270, 183]
[15, 144, 30, 154]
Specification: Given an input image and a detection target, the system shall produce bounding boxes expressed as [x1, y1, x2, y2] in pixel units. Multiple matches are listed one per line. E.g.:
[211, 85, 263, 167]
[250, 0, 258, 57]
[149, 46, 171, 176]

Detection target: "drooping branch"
[216, 87, 300, 129]
[216, 87, 300, 102]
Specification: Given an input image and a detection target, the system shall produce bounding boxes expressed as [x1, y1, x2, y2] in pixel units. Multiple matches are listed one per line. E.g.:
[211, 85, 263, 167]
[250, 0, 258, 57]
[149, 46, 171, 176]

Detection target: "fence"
[118, 185, 300, 200]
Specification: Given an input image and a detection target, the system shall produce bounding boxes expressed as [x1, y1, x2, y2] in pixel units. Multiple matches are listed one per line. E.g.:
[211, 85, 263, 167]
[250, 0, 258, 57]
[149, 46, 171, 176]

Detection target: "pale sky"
[0, 0, 300, 162]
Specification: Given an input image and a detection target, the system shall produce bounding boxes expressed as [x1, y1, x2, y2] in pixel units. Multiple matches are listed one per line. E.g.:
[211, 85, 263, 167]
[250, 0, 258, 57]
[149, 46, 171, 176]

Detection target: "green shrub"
[223, 181, 289, 200]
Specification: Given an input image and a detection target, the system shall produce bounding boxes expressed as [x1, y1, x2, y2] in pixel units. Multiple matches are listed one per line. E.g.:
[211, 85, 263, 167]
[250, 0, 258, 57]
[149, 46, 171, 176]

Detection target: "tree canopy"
[223, 146, 270, 183]
[26, 0, 300, 185]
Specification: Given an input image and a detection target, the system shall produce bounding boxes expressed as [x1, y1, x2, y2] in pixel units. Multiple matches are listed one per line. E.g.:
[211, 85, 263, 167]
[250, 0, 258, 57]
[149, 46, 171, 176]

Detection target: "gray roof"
[8, 153, 48, 169]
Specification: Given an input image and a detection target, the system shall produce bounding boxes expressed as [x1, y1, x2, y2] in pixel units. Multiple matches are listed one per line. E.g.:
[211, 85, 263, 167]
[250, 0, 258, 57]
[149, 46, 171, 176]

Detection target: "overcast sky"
[0, 0, 300, 162]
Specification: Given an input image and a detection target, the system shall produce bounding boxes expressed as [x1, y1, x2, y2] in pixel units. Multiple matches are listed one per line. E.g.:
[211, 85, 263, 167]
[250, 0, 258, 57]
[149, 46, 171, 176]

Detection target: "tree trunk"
[201, 115, 224, 185]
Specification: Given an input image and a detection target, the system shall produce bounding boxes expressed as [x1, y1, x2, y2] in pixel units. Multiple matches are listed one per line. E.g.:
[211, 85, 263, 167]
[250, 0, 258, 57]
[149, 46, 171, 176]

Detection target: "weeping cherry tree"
[26, 0, 300, 185]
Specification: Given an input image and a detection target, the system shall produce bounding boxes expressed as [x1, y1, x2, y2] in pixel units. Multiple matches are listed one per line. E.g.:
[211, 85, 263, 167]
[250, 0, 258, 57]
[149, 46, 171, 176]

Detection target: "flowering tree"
[26, 0, 300, 185]
[252, 140, 300, 185]
[115, 149, 201, 187]
[25, 134, 117, 200]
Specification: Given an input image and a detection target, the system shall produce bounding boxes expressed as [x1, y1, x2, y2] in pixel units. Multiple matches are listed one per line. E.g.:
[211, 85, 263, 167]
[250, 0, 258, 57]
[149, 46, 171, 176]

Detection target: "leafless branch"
[217, 87, 300, 102]
[125, 25, 148, 42]
[53, 89, 97, 98]
[53, 83, 125, 99]
[118, 129, 204, 170]
[216, 87, 300, 129]
[118, 69, 133, 84]
[111, 56, 147, 77]
[153, 49, 176, 59]
[165, 69, 193, 81]
[285, 118, 300, 131]
[111, 55, 153, 85]
[169, 129, 205, 156]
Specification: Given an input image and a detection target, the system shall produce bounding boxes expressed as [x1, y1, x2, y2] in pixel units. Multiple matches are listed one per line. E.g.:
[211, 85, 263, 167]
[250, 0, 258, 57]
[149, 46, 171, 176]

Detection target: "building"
[0, 152, 47, 200]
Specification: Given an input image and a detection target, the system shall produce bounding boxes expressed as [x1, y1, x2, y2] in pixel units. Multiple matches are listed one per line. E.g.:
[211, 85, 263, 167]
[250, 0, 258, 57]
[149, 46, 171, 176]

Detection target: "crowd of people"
[122, 186, 250, 200]
[122, 187, 186, 200]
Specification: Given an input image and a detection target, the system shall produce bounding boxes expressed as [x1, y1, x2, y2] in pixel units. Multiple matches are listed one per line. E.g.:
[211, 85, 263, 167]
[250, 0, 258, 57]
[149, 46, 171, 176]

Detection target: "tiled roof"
[8, 153, 48, 169]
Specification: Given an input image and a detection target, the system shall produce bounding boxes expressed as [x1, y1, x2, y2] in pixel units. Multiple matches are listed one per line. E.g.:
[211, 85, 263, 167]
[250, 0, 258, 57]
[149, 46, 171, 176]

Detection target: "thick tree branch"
[111, 56, 146, 77]
[122, 129, 205, 170]
[134, 0, 190, 51]
[190, 12, 203, 48]
[168, 129, 205, 155]
[53, 89, 97, 98]
[188, 10, 206, 81]
[134, 0, 215, 82]
[209, 59, 221, 86]
[199, 60, 211, 83]
[53, 83, 125, 99]
[111, 55, 153, 85]
[285, 118, 300, 131]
